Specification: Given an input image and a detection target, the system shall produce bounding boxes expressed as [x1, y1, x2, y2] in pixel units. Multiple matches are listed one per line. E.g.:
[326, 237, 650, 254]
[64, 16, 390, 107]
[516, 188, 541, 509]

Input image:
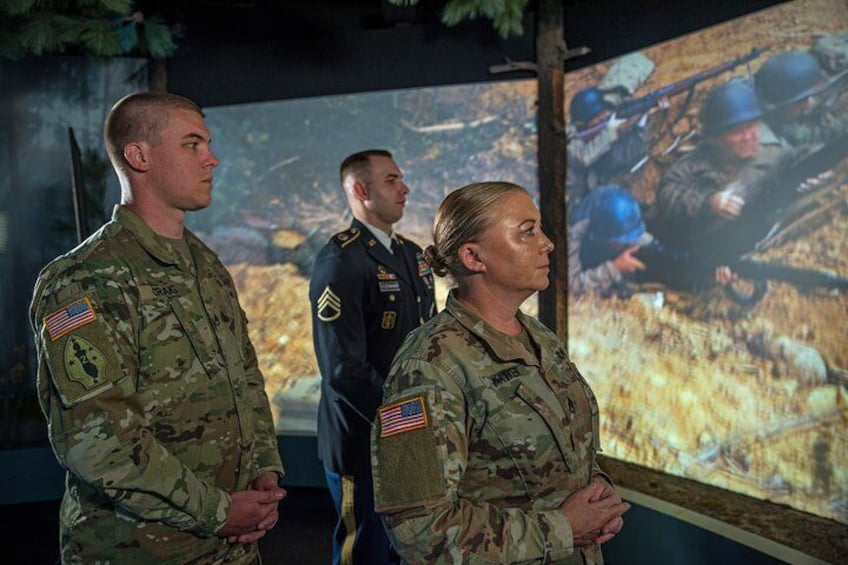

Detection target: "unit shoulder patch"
[64, 335, 108, 390]
[39, 293, 124, 407]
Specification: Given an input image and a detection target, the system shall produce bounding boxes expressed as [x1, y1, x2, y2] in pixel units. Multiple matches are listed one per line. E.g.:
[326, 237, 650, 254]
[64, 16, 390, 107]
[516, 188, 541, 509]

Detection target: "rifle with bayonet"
[573, 48, 762, 141]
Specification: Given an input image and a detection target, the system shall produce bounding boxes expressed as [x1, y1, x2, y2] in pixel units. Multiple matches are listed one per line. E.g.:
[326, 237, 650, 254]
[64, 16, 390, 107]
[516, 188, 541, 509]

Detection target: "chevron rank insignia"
[316, 285, 342, 322]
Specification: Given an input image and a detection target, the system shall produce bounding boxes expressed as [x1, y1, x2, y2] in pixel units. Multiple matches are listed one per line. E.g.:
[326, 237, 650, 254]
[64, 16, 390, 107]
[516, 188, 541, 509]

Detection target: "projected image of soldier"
[653, 79, 815, 255]
[755, 50, 848, 147]
[569, 185, 740, 298]
[569, 185, 653, 298]
[566, 86, 668, 222]
[566, 49, 766, 225]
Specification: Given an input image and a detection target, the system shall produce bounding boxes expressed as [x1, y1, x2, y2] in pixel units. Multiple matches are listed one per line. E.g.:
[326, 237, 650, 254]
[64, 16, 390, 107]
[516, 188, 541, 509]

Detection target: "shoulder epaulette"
[333, 226, 362, 248]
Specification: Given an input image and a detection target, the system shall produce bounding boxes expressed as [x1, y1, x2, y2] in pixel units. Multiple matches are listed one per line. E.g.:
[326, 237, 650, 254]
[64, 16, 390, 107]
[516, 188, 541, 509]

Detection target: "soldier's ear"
[124, 142, 149, 172]
[458, 243, 486, 273]
[351, 179, 369, 202]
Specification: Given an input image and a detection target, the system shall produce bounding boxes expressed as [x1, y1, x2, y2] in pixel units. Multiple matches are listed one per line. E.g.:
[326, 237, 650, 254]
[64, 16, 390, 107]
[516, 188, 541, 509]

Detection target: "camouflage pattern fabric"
[30, 206, 284, 564]
[372, 291, 608, 564]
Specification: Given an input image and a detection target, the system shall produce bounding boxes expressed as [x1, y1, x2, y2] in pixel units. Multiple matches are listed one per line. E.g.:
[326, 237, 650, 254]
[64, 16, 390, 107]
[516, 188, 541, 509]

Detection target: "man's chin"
[185, 199, 212, 212]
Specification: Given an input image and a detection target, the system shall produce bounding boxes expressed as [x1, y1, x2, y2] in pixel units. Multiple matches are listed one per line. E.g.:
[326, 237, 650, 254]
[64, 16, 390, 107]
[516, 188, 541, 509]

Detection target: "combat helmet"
[701, 79, 763, 136]
[584, 185, 646, 245]
[570, 87, 613, 125]
[755, 50, 827, 109]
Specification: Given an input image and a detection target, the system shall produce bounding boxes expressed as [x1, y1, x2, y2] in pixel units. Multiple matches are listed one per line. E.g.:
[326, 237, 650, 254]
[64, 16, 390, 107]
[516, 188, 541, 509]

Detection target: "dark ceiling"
[139, 0, 447, 48]
[139, 0, 788, 61]
[143, 0, 787, 106]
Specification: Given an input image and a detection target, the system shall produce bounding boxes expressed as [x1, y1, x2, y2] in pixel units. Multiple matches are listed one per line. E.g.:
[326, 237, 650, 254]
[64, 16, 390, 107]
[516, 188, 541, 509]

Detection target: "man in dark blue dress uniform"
[309, 149, 436, 565]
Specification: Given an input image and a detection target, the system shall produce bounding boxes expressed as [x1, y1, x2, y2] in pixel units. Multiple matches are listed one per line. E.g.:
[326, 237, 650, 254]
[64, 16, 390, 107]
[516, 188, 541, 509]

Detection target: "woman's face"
[471, 191, 554, 299]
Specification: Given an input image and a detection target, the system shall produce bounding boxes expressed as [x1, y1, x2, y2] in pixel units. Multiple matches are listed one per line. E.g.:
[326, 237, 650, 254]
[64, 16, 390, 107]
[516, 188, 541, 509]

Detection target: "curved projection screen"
[192, 0, 846, 524]
[565, 0, 847, 525]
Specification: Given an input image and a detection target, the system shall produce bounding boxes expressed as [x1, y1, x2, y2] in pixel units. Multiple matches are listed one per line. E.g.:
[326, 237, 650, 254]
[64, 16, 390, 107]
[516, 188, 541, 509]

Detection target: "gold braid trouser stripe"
[340, 475, 357, 565]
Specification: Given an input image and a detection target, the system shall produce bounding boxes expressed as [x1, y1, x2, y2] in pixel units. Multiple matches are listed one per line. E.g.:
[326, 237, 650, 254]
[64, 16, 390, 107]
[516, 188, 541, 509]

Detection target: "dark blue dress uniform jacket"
[309, 219, 436, 475]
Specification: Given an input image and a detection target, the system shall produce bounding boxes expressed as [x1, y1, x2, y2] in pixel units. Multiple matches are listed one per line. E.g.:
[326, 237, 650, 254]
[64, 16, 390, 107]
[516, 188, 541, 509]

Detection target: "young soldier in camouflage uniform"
[371, 182, 630, 564]
[30, 92, 285, 564]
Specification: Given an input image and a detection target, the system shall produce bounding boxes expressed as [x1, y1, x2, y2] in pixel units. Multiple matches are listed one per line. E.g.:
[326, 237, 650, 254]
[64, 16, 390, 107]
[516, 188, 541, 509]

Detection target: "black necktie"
[392, 237, 412, 281]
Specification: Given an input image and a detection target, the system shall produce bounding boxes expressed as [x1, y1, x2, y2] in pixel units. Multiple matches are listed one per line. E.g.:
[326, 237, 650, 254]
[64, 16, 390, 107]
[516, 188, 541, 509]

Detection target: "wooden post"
[536, 0, 568, 341]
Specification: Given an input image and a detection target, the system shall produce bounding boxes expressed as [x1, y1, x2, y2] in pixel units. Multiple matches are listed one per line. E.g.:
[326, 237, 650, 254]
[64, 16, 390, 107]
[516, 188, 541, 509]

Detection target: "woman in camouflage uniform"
[371, 182, 630, 564]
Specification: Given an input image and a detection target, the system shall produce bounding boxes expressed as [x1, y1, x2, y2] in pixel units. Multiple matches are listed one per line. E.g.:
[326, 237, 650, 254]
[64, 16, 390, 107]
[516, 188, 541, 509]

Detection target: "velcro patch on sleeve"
[372, 390, 447, 512]
[40, 294, 125, 407]
[379, 397, 428, 437]
[43, 297, 97, 340]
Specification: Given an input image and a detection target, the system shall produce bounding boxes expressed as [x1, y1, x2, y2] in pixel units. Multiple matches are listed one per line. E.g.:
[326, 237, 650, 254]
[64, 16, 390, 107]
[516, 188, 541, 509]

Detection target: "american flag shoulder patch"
[43, 297, 97, 341]
[379, 396, 428, 438]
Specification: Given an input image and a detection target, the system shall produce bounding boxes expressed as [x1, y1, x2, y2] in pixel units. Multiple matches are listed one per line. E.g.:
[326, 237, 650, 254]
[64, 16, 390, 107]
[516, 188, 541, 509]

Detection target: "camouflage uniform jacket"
[30, 206, 284, 564]
[653, 124, 792, 249]
[372, 291, 608, 564]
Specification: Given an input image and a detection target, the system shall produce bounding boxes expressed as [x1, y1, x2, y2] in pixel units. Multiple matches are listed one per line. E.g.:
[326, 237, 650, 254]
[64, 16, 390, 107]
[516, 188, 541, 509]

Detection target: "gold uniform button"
[389, 294, 396, 302]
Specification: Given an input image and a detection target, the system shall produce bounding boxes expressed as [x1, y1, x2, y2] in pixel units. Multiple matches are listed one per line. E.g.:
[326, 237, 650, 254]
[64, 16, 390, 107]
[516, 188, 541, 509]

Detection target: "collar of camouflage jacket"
[444, 289, 542, 368]
[113, 205, 198, 274]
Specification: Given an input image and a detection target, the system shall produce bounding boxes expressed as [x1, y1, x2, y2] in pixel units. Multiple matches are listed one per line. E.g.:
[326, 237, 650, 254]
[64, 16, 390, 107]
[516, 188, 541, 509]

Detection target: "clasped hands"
[561, 476, 630, 548]
[218, 471, 287, 545]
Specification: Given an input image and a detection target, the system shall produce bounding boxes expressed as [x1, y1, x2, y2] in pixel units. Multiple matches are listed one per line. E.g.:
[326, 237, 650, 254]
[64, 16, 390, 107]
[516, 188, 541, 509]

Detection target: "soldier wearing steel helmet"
[652, 78, 803, 252]
[570, 185, 748, 297]
[755, 50, 848, 147]
[568, 185, 655, 297]
[566, 87, 668, 221]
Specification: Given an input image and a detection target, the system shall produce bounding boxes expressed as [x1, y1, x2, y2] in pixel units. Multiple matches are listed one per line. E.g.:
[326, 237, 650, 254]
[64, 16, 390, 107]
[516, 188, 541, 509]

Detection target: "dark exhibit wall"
[0, 56, 147, 449]
[165, 0, 786, 108]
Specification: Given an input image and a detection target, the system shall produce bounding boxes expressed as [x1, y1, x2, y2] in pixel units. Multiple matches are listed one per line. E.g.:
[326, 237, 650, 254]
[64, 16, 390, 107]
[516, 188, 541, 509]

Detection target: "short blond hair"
[104, 91, 203, 173]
